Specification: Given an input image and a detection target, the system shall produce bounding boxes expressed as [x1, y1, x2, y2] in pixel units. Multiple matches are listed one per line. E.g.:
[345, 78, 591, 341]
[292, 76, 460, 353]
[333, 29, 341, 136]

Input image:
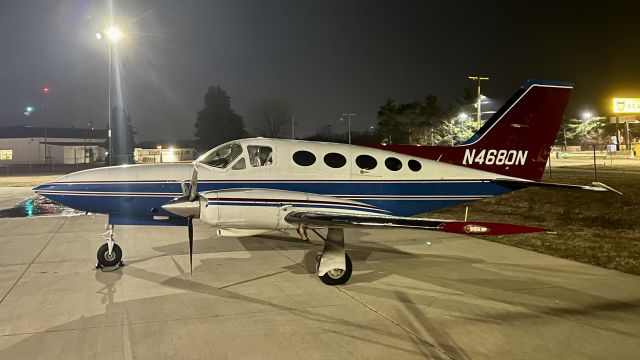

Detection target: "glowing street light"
[582, 111, 593, 121]
[105, 26, 122, 43]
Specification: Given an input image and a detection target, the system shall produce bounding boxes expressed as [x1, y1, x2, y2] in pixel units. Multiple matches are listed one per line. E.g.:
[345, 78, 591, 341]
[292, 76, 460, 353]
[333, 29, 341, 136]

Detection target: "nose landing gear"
[96, 224, 123, 270]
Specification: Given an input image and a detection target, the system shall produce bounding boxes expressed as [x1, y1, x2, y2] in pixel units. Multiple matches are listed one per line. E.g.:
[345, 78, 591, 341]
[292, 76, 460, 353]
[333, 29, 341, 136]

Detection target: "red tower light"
[42, 87, 49, 94]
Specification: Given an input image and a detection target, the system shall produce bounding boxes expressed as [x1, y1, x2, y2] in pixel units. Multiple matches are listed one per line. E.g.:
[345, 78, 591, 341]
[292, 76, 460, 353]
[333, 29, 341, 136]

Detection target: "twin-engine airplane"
[34, 80, 617, 285]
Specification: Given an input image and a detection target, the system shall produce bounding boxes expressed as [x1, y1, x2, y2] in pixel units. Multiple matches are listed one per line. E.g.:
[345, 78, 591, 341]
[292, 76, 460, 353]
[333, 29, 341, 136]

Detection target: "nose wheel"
[97, 243, 122, 268]
[96, 224, 124, 270]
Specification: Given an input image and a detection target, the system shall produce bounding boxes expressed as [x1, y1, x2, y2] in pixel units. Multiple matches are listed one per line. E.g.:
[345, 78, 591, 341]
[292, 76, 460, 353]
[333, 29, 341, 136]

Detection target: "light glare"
[106, 26, 122, 43]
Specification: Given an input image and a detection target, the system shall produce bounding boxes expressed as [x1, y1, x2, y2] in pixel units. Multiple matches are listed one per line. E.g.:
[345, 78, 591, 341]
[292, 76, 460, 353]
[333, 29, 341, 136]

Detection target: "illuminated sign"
[0, 150, 12, 160]
[613, 98, 640, 114]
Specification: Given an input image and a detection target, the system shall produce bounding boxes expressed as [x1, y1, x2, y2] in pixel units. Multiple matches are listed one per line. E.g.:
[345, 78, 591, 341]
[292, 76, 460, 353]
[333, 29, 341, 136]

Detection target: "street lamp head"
[582, 111, 592, 120]
[105, 26, 122, 43]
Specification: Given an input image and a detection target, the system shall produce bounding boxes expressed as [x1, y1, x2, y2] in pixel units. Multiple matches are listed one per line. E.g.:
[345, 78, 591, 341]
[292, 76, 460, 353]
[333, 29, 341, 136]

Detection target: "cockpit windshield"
[197, 143, 243, 169]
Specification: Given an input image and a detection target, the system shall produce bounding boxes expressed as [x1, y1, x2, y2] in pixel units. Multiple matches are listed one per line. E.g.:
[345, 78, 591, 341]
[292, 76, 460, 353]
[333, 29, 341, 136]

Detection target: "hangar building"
[0, 126, 107, 165]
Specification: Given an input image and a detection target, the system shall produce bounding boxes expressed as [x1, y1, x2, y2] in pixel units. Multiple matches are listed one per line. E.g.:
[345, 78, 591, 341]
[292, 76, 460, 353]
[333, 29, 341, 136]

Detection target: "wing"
[284, 210, 548, 236]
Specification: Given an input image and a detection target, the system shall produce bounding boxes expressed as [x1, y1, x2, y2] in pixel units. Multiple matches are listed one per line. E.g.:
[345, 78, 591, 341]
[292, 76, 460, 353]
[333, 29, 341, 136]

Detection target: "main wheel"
[319, 254, 352, 286]
[97, 243, 122, 268]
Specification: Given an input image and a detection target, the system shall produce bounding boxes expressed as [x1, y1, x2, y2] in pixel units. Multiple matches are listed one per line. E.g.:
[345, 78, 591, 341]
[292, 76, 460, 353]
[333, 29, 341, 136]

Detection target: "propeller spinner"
[161, 165, 202, 273]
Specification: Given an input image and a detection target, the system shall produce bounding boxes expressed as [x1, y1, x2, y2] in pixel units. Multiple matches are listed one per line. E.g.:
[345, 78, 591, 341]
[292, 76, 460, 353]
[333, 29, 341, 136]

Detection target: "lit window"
[0, 150, 12, 160]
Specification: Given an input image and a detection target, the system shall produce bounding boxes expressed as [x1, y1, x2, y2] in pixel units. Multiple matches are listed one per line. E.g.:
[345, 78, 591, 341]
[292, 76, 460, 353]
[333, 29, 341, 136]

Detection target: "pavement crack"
[0, 218, 67, 304]
[335, 287, 456, 359]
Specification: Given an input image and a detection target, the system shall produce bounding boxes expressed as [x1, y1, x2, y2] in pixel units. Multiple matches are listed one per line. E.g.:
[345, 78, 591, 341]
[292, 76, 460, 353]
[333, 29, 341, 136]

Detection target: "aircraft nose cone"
[162, 196, 201, 218]
[33, 184, 46, 192]
[33, 181, 56, 194]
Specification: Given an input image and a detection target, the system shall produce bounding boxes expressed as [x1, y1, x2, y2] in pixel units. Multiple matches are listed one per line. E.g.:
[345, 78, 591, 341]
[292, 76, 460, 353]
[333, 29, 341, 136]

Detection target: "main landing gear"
[309, 228, 352, 285]
[96, 224, 123, 270]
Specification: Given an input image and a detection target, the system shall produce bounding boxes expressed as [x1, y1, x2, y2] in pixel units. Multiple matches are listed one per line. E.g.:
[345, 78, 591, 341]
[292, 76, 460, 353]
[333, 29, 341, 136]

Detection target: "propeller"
[162, 165, 201, 274]
[188, 216, 193, 274]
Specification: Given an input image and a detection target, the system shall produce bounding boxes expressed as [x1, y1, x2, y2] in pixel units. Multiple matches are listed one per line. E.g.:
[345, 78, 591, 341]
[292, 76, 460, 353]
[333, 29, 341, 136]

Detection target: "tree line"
[108, 85, 638, 165]
[192, 84, 639, 154]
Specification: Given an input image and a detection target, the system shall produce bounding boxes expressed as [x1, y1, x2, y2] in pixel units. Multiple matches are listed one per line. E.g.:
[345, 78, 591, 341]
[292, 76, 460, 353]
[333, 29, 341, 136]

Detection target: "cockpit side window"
[248, 146, 273, 167]
[199, 143, 243, 169]
[231, 158, 246, 170]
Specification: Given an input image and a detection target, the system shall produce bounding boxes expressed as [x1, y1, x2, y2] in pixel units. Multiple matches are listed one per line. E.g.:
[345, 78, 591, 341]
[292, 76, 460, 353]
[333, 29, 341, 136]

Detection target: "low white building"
[0, 126, 107, 165]
[134, 147, 196, 163]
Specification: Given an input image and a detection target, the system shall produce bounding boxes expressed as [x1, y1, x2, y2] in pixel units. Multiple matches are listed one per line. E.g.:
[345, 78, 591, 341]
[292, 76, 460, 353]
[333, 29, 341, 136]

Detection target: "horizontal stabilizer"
[490, 179, 623, 195]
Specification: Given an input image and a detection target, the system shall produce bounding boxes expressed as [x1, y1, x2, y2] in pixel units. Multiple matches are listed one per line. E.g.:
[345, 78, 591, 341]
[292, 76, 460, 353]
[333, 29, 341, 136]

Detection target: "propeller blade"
[189, 165, 198, 201]
[188, 216, 193, 274]
[180, 181, 189, 196]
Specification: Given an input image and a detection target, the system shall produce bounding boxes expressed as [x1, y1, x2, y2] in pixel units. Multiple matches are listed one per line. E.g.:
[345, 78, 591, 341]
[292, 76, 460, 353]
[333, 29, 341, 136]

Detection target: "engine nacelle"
[199, 188, 304, 230]
[198, 188, 382, 231]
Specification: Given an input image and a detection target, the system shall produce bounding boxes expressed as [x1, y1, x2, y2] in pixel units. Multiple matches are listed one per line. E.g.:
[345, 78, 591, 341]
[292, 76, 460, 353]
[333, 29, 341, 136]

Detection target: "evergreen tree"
[194, 86, 247, 152]
[376, 98, 403, 144]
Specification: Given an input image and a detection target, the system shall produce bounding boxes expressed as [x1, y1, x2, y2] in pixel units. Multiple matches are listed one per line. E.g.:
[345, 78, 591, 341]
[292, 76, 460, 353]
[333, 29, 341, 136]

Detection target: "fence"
[0, 162, 103, 175]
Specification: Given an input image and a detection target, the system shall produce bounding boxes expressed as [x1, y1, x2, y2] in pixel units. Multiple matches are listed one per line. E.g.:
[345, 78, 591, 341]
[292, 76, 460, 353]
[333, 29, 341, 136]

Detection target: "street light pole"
[108, 42, 112, 166]
[41, 87, 49, 166]
[341, 113, 356, 144]
[468, 76, 489, 130]
[97, 26, 122, 166]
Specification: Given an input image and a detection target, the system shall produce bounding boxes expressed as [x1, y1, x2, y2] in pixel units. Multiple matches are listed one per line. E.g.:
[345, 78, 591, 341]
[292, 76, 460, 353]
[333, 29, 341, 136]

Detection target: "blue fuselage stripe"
[35, 180, 513, 217]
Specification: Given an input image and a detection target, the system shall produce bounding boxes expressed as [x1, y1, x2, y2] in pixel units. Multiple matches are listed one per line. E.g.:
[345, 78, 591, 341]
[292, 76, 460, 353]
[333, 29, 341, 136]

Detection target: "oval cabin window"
[355, 154, 377, 170]
[292, 150, 316, 166]
[385, 157, 402, 171]
[323, 153, 347, 168]
[408, 159, 422, 172]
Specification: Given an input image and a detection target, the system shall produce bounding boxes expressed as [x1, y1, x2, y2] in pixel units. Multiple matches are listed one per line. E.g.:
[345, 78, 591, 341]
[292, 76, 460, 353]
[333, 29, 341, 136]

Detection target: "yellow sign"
[613, 98, 640, 113]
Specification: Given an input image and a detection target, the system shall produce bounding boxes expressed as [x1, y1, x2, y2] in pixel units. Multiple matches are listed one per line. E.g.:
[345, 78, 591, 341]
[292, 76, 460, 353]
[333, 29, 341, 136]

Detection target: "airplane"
[33, 80, 619, 285]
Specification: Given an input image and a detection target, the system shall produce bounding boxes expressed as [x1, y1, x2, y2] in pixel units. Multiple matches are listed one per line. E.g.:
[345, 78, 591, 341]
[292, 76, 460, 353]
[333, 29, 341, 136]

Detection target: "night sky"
[1, 1, 639, 141]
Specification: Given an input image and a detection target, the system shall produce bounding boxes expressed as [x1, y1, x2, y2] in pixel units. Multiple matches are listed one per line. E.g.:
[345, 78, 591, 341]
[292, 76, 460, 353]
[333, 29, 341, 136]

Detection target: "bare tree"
[249, 99, 292, 138]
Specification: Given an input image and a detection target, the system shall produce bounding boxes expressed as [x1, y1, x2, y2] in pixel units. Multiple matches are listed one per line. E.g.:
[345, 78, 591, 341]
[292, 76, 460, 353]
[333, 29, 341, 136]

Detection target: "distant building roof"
[0, 126, 107, 140]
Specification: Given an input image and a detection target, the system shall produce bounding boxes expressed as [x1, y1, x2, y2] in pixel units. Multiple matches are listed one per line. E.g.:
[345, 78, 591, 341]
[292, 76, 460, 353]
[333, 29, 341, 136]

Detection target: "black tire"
[97, 243, 122, 268]
[319, 254, 352, 286]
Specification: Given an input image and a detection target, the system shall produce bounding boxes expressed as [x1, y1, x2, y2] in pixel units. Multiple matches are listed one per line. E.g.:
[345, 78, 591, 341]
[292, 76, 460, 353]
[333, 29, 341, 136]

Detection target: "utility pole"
[41, 87, 50, 166]
[108, 42, 113, 165]
[341, 113, 356, 144]
[468, 76, 489, 130]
